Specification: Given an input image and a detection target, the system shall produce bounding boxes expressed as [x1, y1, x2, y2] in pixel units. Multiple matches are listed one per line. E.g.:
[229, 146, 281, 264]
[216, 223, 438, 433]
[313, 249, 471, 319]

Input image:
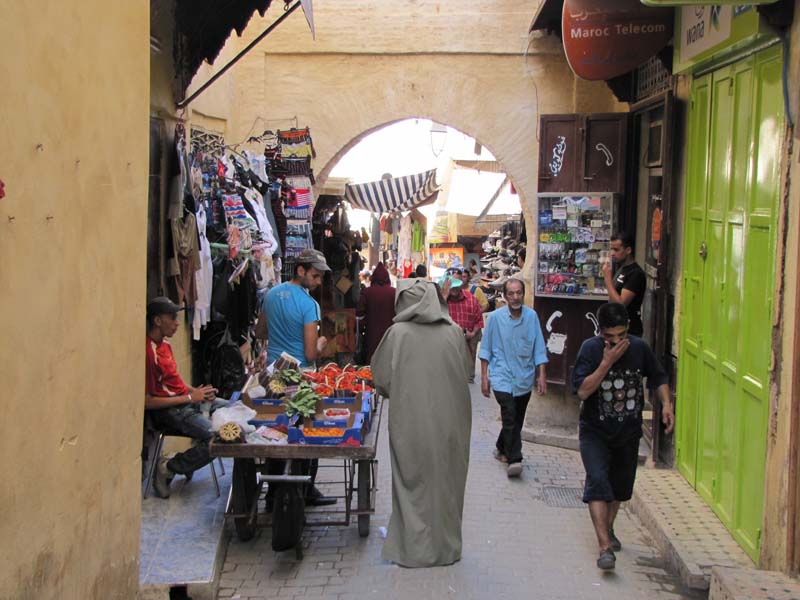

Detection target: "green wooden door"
[676, 45, 784, 562]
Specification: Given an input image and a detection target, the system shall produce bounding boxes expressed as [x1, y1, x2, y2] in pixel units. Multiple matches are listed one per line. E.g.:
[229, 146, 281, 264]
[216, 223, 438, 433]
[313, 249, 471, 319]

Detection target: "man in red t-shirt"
[444, 274, 484, 383]
[145, 297, 224, 498]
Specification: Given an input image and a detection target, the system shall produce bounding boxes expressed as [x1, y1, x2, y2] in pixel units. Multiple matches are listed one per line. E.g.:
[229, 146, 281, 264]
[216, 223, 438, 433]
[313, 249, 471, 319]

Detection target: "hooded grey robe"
[372, 279, 472, 567]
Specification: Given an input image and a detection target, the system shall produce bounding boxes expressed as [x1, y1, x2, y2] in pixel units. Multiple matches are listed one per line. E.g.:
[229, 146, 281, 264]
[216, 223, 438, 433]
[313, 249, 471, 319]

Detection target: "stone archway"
[318, 116, 523, 213]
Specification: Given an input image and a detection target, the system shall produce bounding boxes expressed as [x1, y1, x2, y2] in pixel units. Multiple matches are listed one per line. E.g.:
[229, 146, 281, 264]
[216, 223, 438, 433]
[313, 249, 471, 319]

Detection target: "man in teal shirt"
[479, 278, 548, 478]
[261, 248, 335, 506]
[263, 249, 329, 367]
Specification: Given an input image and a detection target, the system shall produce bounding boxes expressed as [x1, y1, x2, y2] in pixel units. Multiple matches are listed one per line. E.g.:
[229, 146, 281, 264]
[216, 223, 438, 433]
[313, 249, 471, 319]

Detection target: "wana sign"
[562, 0, 673, 80]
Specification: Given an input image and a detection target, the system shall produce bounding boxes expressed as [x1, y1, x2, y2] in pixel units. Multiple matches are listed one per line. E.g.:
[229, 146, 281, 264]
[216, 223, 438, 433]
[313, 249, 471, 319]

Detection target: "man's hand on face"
[602, 338, 630, 367]
[481, 377, 491, 398]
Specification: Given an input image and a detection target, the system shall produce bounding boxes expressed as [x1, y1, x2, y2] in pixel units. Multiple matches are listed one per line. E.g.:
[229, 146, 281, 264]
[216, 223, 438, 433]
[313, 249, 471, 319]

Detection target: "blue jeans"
[149, 400, 226, 475]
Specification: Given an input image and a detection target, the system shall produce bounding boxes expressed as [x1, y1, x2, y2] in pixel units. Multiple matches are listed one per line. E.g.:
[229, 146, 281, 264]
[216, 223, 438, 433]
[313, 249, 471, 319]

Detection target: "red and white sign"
[562, 0, 673, 81]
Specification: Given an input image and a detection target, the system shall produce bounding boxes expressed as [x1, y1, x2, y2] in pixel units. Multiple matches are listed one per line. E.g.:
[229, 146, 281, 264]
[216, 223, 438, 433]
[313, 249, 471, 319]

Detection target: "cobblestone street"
[220, 385, 702, 600]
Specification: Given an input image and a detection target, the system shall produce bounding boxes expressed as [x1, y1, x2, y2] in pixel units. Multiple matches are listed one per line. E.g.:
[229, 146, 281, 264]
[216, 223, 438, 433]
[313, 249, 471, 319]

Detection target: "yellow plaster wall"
[0, 1, 149, 598]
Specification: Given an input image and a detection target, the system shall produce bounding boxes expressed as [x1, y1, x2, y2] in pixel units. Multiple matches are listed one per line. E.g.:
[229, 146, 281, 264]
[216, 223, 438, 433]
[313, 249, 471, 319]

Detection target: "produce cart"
[210, 395, 383, 559]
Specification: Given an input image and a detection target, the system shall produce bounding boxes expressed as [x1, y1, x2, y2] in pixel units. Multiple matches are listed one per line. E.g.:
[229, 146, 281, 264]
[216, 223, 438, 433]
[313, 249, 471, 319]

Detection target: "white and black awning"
[344, 169, 439, 214]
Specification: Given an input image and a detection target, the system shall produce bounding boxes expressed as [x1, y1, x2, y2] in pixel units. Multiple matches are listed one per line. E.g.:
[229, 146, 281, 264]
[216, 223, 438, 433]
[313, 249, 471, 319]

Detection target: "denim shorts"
[579, 425, 640, 503]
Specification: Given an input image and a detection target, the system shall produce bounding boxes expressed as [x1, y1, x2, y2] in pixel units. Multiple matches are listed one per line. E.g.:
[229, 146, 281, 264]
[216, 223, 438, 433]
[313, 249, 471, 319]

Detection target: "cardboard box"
[287, 412, 365, 446]
[315, 393, 372, 430]
[242, 392, 289, 428]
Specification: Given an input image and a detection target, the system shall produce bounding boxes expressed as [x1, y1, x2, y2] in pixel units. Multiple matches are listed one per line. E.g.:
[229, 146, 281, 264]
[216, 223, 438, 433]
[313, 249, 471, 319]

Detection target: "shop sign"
[561, 0, 673, 81]
[673, 5, 774, 73]
[679, 6, 732, 64]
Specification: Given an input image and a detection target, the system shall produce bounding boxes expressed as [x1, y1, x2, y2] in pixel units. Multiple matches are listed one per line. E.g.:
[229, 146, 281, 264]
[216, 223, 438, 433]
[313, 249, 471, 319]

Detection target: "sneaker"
[506, 462, 523, 478]
[597, 548, 616, 570]
[493, 449, 508, 464]
[152, 457, 173, 499]
[608, 527, 622, 552]
[468, 377, 475, 384]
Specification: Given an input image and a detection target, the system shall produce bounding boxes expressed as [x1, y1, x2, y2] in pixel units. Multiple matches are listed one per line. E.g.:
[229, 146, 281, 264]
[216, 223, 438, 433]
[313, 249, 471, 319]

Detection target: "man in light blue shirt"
[263, 249, 329, 368]
[479, 277, 548, 478]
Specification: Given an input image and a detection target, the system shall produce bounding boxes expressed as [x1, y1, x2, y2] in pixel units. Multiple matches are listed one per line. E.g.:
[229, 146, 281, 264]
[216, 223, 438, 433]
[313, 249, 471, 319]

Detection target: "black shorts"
[579, 425, 640, 503]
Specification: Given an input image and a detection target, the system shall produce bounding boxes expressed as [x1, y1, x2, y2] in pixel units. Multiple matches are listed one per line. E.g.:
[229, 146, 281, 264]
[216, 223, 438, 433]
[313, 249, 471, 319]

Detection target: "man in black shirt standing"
[573, 303, 674, 571]
[602, 232, 646, 336]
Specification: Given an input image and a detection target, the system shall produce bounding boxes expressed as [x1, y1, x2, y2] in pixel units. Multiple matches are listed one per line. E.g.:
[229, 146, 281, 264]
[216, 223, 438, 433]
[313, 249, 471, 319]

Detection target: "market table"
[210, 395, 383, 558]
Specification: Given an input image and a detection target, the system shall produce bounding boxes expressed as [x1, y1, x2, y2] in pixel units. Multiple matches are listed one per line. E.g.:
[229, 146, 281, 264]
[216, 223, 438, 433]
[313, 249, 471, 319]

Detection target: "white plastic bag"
[210, 401, 257, 433]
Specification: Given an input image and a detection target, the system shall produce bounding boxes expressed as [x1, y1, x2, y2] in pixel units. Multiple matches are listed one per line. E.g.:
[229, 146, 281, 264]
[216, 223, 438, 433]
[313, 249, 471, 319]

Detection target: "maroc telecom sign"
[562, 0, 673, 80]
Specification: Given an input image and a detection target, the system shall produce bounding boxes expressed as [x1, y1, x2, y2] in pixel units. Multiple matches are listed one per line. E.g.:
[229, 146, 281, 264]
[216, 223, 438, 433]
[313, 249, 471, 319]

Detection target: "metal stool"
[142, 421, 225, 499]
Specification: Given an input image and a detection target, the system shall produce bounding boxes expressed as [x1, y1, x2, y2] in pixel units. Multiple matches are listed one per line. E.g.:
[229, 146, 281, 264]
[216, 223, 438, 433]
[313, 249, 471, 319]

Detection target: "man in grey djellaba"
[372, 279, 473, 567]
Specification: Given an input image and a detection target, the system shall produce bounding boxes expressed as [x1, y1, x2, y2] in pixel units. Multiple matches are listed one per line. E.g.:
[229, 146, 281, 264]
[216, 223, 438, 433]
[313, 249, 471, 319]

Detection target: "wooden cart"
[210, 397, 382, 558]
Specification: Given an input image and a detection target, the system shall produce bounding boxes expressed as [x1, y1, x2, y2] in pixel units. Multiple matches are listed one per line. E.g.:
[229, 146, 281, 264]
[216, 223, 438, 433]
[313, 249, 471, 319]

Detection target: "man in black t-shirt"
[602, 232, 646, 336]
[572, 303, 674, 571]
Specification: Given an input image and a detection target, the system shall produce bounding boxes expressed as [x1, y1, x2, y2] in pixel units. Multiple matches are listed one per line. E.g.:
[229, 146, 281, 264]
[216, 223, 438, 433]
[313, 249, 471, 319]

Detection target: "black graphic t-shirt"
[613, 262, 646, 336]
[572, 335, 668, 440]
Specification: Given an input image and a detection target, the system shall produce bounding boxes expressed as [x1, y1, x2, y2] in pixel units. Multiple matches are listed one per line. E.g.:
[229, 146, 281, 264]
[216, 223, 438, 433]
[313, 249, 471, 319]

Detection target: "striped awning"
[344, 169, 439, 214]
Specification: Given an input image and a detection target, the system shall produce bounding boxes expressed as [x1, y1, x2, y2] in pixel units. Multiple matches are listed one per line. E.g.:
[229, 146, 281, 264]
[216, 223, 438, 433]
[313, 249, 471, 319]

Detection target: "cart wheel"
[232, 459, 257, 541]
[357, 460, 371, 538]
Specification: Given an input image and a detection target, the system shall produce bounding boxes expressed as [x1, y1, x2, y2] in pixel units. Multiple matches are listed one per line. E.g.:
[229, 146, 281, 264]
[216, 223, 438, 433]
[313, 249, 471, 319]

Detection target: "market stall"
[209, 362, 381, 559]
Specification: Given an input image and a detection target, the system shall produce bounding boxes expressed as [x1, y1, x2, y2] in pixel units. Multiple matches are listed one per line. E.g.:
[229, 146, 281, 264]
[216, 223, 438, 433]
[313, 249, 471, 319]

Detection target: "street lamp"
[429, 122, 447, 157]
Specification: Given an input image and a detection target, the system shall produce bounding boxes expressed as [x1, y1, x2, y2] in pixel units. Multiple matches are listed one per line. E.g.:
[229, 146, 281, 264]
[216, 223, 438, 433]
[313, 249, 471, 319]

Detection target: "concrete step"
[710, 566, 800, 599]
[629, 468, 754, 590]
[139, 460, 232, 599]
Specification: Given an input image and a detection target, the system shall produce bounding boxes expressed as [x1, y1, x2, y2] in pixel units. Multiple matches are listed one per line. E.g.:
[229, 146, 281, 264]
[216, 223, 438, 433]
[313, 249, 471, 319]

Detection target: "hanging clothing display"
[192, 206, 213, 340]
[397, 214, 413, 265]
[167, 175, 200, 307]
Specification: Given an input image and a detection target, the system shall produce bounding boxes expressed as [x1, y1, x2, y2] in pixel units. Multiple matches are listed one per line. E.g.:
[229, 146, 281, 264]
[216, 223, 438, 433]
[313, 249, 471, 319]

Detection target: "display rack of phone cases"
[536, 193, 618, 298]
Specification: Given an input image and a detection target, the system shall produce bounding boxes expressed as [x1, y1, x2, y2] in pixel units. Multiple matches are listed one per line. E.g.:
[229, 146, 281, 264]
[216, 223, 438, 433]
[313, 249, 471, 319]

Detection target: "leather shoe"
[306, 486, 337, 506]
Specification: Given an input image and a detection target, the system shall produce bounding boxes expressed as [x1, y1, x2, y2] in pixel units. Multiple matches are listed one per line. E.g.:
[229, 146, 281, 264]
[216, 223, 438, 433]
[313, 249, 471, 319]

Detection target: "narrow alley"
[219, 384, 700, 600]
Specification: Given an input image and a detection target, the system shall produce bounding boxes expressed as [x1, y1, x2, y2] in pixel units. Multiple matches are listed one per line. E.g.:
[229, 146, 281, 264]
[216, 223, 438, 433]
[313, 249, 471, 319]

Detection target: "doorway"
[675, 44, 784, 561]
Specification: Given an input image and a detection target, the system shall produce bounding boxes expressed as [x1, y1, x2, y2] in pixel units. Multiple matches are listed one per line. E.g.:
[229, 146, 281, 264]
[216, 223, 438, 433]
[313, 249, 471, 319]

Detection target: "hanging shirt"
[192, 205, 213, 340]
[411, 221, 425, 253]
[263, 282, 321, 367]
[145, 337, 189, 398]
[479, 306, 548, 397]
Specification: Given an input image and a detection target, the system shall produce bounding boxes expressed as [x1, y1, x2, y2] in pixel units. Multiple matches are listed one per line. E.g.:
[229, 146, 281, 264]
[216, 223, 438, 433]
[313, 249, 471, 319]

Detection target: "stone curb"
[521, 427, 580, 451]
[628, 472, 710, 591]
[521, 427, 648, 464]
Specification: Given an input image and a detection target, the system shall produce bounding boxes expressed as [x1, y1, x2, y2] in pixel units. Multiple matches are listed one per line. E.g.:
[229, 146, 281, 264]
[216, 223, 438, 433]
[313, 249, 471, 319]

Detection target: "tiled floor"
[711, 565, 800, 600]
[140, 458, 231, 591]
